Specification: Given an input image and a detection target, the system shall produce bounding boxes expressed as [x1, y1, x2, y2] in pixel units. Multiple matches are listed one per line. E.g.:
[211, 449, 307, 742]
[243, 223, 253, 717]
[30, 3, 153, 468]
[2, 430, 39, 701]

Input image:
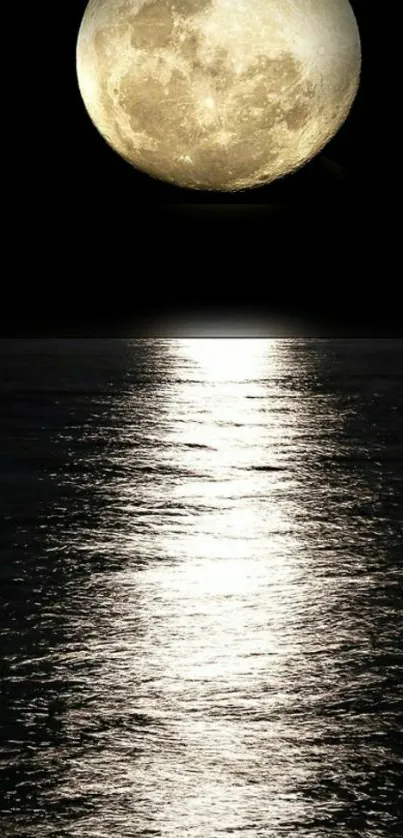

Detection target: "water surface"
[1, 338, 402, 837]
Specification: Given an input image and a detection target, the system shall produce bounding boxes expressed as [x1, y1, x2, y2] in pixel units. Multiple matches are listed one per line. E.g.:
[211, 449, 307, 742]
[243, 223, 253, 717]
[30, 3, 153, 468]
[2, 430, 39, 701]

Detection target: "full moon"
[76, 0, 361, 191]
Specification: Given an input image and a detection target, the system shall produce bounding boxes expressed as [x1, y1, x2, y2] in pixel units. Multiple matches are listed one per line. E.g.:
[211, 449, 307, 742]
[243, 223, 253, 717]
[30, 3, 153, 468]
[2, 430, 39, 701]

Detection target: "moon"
[76, 0, 361, 191]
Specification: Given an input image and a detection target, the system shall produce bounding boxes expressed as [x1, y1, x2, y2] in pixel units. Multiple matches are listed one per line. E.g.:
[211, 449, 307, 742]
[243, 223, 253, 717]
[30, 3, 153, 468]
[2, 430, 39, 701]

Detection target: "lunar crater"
[77, 0, 361, 191]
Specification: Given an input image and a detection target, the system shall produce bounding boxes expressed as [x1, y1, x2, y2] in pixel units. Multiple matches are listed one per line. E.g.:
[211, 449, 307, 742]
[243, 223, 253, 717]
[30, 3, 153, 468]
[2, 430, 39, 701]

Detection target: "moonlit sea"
[1, 338, 402, 838]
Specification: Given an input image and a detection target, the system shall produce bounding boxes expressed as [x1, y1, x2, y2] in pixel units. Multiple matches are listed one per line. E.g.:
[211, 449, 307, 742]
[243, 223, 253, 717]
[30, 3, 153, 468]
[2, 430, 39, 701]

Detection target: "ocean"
[1, 338, 402, 837]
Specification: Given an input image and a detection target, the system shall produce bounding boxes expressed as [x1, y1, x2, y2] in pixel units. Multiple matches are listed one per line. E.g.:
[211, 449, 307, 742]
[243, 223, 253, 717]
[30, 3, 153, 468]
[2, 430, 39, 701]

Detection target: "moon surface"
[76, 0, 361, 191]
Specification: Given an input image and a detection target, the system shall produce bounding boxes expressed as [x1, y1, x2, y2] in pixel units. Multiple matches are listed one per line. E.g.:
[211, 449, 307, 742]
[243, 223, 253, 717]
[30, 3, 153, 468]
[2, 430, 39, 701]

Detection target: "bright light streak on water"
[1, 338, 402, 837]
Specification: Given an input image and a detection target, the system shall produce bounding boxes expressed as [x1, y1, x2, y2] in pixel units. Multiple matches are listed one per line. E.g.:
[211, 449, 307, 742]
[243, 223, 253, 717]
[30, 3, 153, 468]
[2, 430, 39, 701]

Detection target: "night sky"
[10, 0, 385, 338]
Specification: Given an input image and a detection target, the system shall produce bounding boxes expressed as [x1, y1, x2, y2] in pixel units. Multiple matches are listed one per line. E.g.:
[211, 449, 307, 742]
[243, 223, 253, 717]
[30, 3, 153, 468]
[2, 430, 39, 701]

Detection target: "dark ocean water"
[1, 338, 402, 838]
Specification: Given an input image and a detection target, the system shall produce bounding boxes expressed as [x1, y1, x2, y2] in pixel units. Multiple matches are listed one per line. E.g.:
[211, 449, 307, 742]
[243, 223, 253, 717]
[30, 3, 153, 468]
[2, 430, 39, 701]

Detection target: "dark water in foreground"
[1, 338, 402, 837]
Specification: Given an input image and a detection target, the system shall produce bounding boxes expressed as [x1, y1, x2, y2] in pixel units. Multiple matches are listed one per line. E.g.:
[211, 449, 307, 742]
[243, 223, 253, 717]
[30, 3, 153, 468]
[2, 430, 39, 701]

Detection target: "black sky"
[8, 1, 388, 337]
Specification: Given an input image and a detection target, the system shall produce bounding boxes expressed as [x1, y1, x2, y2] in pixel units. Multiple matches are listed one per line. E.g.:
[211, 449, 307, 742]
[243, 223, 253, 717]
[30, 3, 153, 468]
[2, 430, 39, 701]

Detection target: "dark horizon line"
[2, 332, 402, 341]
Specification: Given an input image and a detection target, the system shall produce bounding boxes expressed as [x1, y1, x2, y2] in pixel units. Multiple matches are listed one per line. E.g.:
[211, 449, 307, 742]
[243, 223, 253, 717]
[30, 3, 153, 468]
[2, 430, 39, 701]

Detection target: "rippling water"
[1, 338, 402, 837]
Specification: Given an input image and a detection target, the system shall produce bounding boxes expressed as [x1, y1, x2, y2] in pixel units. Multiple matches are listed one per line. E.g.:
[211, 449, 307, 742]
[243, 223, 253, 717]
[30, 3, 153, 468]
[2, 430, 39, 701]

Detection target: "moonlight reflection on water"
[1, 338, 402, 837]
